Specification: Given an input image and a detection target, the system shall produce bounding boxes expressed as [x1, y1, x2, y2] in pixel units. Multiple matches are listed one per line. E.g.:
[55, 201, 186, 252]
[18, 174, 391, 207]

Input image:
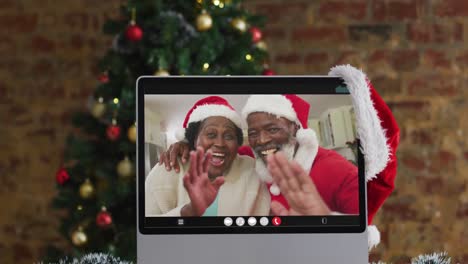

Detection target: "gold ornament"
[154, 69, 170, 76]
[196, 10, 213, 31]
[117, 156, 134, 178]
[231, 18, 247, 32]
[128, 124, 137, 143]
[256, 41, 268, 51]
[79, 179, 95, 199]
[71, 227, 87, 246]
[91, 98, 106, 118]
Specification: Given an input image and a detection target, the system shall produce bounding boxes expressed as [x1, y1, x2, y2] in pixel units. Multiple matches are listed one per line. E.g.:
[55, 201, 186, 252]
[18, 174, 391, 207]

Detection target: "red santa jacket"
[271, 147, 358, 214]
[238, 146, 359, 214]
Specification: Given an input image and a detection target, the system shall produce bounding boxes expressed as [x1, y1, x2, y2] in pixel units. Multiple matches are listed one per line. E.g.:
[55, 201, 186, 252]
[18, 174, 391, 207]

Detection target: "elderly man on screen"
[239, 94, 359, 216]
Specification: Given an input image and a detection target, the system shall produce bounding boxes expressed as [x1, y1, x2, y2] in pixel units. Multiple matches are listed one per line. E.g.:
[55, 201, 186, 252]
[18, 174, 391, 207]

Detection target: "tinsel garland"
[46, 251, 451, 264]
[411, 252, 451, 264]
[43, 253, 132, 264]
[371, 251, 451, 264]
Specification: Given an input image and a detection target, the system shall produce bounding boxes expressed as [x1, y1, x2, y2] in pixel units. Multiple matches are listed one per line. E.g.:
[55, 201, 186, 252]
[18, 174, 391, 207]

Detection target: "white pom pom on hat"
[175, 128, 186, 141]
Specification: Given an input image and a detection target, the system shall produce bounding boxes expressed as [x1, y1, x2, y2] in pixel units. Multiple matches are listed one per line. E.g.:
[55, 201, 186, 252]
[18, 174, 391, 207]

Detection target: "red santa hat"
[329, 65, 400, 250]
[175, 96, 242, 141]
[241, 94, 320, 184]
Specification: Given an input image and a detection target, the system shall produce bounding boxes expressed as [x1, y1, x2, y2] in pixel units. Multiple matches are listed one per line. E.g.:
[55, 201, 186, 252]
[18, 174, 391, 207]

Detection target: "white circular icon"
[224, 217, 233, 226]
[235, 217, 245, 226]
[247, 217, 257, 226]
[259, 217, 269, 226]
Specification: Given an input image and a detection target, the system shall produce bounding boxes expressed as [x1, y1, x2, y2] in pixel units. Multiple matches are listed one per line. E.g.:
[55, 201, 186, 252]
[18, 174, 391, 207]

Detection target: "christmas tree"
[46, 0, 270, 262]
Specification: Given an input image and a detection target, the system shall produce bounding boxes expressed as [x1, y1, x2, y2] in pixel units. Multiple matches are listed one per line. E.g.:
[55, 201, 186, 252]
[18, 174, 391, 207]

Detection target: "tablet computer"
[137, 76, 368, 263]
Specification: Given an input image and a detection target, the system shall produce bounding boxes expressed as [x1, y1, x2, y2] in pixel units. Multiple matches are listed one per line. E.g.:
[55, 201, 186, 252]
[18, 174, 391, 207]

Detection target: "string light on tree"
[196, 10, 213, 31]
[125, 8, 143, 42]
[212, 0, 226, 8]
[231, 18, 247, 32]
[96, 206, 113, 229]
[71, 226, 88, 247]
[79, 179, 95, 199]
[202, 63, 210, 72]
[245, 54, 253, 61]
[117, 156, 134, 178]
[91, 97, 106, 119]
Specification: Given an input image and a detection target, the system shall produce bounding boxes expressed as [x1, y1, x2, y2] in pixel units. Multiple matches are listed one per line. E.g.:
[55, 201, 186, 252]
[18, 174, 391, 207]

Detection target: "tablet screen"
[137, 77, 366, 234]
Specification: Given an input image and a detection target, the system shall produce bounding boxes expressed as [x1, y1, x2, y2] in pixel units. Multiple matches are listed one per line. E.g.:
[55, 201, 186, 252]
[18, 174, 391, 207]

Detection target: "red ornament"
[98, 73, 109, 83]
[250, 27, 262, 43]
[262, 69, 275, 75]
[96, 208, 113, 228]
[56, 167, 70, 185]
[125, 23, 143, 42]
[107, 124, 121, 141]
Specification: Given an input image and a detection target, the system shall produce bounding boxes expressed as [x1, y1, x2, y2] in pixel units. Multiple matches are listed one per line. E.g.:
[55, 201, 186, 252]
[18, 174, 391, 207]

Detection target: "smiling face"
[195, 116, 240, 179]
[247, 112, 298, 164]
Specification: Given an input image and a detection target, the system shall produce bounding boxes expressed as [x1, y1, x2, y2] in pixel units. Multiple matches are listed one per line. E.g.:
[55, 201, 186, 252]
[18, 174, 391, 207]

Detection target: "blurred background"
[0, 0, 467, 263]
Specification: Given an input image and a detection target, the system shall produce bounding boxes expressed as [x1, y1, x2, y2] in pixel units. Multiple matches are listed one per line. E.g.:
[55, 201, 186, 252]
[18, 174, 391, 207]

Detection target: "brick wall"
[0, 1, 121, 263]
[1, 0, 467, 263]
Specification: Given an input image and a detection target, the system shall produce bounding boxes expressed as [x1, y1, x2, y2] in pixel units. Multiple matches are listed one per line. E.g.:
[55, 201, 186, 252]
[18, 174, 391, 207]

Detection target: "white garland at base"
[41, 253, 133, 264]
[371, 251, 451, 264]
[44, 251, 451, 264]
[411, 252, 451, 264]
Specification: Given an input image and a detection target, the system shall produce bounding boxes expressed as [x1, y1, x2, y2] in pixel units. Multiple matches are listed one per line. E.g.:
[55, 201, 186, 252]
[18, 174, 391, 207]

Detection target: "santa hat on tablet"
[239, 65, 400, 250]
[175, 96, 242, 141]
[329, 65, 400, 250]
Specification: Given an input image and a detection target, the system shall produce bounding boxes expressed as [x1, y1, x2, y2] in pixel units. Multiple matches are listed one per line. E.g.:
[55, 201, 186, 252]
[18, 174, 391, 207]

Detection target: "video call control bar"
[145, 215, 360, 228]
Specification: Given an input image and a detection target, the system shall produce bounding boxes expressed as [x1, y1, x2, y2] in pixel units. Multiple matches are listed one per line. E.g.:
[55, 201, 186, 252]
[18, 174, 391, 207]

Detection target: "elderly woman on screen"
[145, 96, 270, 217]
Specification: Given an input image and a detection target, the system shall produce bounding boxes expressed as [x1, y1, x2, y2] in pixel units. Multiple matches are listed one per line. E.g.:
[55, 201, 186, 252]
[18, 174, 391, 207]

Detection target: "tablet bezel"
[137, 76, 367, 235]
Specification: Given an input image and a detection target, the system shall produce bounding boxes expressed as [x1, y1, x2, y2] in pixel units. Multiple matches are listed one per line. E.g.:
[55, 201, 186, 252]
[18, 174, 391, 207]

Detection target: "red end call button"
[272, 216, 281, 226]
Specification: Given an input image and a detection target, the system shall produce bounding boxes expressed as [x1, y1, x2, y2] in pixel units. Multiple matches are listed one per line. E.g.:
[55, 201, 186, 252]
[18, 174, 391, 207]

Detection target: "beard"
[253, 137, 297, 183]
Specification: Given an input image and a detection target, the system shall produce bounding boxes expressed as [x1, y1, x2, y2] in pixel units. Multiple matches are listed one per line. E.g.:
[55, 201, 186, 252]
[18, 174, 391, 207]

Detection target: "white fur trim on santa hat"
[329, 64, 390, 181]
[367, 225, 381, 250]
[241, 95, 301, 126]
[188, 104, 242, 129]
